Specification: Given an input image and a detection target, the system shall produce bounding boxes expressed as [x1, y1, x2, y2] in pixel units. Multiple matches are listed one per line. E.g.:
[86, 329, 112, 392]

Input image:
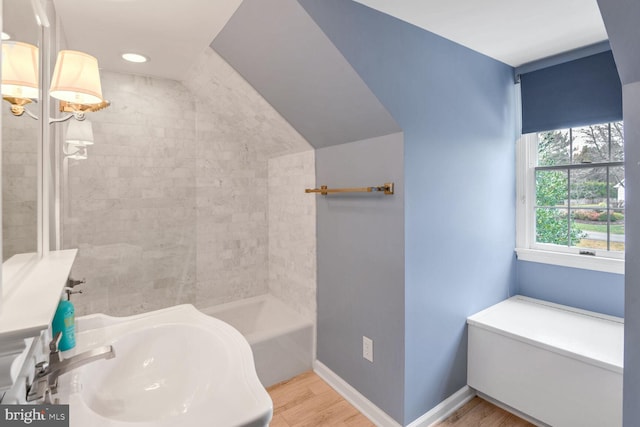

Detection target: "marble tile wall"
[268, 150, 316, 320]
[65, 72, 198, 316]
[2, 107, 38, 261]
[183, 48, 312, 309]
[67, 47, 315, 316]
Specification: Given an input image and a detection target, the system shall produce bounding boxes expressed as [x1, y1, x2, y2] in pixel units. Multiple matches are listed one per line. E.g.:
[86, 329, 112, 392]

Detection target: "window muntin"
[533, 122, 624, 256]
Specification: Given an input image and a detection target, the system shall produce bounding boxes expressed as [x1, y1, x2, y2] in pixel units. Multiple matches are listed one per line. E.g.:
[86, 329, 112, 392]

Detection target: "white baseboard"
[407, 385, 476, 427]
[313, 360, 402, 427]
[313, 361, 476, 427]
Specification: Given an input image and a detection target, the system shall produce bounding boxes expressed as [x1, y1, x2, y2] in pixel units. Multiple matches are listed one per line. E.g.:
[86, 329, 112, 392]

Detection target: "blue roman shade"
[520, 50, 622, 134]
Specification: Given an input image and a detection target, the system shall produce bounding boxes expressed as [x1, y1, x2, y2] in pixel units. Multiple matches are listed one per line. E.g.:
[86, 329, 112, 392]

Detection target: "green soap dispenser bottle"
[52, 287, 77, 351]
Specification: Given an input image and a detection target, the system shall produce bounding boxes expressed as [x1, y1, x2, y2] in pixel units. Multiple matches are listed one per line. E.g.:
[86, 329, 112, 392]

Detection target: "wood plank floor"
[267, 371, 533, 427]
[433, 397, 534, 426]
[267, 371, 374, 426]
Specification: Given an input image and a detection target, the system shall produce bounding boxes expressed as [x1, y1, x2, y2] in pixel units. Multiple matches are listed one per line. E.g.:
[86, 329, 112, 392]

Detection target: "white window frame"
[515, 132, 625, 274]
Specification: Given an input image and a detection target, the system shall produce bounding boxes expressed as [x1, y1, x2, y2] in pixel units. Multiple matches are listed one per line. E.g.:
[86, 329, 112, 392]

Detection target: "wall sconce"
[63, 119, 94, 161]
[1, 41, 39, 117]
[50, 50, 110, 121]
[1, 46, 110, 123]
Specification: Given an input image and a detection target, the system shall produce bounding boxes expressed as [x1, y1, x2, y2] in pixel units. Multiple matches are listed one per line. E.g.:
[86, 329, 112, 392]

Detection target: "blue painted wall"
[316, 133, 405, 422]
[300, 1, 517, 423]
[597, 2, 640, 424]
[516, 261, 624, 317]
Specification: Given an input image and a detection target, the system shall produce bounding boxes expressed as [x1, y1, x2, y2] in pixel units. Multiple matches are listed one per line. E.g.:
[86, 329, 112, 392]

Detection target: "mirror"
[2, 0, 41, 261]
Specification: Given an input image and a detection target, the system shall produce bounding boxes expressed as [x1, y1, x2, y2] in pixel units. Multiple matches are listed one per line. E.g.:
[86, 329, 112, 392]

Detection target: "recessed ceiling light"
[1, 32, 11, 41]
[121, 53, 148, 63]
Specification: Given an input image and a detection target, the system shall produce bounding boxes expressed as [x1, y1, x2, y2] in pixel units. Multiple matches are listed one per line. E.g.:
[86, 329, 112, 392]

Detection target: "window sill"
[515, 248, 624, 275]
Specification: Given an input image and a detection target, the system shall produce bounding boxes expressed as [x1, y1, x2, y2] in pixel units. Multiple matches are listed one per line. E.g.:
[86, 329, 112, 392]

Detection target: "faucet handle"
[49, 332, 63, 365]
[50, 332, 62, 353]
[34, 361, 48, 376]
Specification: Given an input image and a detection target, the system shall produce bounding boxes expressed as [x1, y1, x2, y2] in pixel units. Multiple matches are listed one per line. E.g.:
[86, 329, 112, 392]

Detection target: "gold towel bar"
[305, 182, 394, 196]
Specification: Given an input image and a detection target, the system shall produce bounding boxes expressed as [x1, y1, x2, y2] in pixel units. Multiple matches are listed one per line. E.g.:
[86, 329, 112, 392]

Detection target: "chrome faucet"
[27, 332, 115, 402]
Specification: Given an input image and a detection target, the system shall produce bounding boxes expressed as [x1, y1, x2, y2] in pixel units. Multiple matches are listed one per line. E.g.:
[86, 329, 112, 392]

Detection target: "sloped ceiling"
[211, 0, 401, 149]
[597, 0, 640, 85]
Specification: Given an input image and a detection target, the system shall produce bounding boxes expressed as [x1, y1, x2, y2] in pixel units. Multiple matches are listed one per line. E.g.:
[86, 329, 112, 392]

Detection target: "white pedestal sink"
[56, 305, 272, 427]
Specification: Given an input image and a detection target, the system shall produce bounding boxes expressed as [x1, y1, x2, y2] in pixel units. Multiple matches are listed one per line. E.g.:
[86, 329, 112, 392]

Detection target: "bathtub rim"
[199, 294, 315, 345]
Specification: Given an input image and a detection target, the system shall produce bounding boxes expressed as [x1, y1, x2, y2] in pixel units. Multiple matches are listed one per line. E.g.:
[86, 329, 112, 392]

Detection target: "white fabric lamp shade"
[50, 50, 104, 105]
[1, 41, 39, 99]
[66, 119, 94, 146]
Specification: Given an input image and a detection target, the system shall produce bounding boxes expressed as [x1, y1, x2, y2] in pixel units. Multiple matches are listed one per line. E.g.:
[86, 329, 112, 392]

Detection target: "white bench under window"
[467, 296, 623, 427]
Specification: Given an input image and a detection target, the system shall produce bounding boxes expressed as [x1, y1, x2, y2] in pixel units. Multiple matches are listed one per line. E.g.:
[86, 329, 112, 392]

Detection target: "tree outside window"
[535, 122, 624, 252]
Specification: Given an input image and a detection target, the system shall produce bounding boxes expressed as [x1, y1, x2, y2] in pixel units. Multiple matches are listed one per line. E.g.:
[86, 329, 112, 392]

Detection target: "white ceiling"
[353, 0, 609, 67]
[47, 0, 609, 80]
[51, 0, 243, 80]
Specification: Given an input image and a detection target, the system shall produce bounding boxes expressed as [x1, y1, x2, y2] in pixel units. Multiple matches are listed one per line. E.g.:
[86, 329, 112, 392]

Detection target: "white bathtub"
[201, 295, 314, 387]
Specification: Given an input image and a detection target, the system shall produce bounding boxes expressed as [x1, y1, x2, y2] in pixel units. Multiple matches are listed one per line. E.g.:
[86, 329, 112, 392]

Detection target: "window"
[516, 121, 625, 274]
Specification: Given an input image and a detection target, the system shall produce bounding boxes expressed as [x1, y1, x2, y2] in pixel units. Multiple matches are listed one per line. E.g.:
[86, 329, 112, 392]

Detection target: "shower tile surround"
[66, 47, 315, 318]
[268, 152, 316, 320]
[64, 71, 198, 315]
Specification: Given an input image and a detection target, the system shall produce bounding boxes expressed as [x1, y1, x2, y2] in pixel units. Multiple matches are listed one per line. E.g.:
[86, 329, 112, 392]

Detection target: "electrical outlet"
[363, 336, 373, 362]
